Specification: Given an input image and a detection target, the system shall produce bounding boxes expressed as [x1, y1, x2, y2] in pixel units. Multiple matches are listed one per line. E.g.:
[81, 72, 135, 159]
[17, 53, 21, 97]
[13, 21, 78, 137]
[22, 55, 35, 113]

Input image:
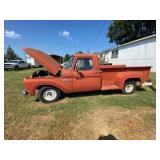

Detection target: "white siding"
[104, 36, 156, 72]
[26, 55, 39, 67]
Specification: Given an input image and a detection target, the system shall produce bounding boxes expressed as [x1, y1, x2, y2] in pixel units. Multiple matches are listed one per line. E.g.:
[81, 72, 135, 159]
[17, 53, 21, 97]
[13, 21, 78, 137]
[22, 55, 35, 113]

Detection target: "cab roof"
[74, 53, 98, 58]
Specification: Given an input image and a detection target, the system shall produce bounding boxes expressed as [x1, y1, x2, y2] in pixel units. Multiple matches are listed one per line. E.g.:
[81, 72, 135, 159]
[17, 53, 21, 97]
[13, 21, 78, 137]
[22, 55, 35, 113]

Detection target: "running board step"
[101, 85, 119, 91]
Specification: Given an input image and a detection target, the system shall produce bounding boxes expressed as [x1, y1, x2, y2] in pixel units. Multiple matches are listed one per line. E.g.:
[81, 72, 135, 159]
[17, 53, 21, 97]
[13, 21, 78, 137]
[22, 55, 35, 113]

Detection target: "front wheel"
[122, 81, 136, 95]
[15, 65, 19, 70]
[38, 86, 61, 103]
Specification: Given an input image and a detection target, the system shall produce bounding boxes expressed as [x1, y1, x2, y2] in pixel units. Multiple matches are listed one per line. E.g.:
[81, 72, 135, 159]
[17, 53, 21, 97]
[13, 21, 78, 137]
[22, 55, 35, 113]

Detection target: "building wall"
[50, 55, 63, 64]
[26, 55, 39, 67]
[104, 36, 156, 72]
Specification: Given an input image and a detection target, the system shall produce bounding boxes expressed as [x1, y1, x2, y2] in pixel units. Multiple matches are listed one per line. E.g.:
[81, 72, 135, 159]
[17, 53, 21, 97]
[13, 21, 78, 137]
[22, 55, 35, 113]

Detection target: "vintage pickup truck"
[22, 48, 152, 103]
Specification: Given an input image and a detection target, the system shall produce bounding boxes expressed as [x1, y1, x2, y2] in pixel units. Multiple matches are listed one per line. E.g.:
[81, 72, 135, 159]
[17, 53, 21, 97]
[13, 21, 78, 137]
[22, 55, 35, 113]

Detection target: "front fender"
[23, 77, 73, 95]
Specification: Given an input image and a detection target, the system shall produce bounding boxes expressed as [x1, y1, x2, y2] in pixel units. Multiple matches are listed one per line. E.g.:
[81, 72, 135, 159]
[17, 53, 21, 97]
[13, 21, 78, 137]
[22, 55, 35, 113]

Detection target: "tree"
[63, 54, 70, 62]
[4, 53, 7, 62]
[4, 45, 21, 61]
[76, 51, 83, 54]
[107, 20, 156, 45]
[78, 51, 83, 54]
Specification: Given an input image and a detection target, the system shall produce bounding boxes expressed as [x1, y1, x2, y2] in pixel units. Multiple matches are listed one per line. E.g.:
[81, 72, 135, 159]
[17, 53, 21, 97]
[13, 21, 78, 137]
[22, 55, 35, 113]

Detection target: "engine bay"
[32, 70, 52, 77]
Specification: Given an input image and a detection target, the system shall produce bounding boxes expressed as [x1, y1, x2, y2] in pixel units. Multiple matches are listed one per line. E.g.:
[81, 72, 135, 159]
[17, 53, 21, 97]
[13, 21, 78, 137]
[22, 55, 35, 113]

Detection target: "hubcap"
[43, 89, 57, 101]
[125, 84, 134, 93]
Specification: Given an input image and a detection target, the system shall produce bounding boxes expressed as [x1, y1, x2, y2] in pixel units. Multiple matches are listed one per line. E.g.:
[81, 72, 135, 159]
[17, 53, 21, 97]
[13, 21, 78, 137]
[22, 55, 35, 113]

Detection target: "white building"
[100, 34, 156, 72]
[26, 53, 63, 67]
[26, 55, 39, 67]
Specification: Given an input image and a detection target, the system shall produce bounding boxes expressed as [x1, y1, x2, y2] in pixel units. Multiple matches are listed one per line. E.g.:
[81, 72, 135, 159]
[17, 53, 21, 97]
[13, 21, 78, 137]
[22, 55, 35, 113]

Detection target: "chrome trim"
[142, 82, 152, 87]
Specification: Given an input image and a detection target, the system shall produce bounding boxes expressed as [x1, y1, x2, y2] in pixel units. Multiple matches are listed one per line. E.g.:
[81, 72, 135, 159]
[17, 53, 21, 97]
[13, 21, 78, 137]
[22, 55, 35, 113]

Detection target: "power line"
[88, 21, 106, 53]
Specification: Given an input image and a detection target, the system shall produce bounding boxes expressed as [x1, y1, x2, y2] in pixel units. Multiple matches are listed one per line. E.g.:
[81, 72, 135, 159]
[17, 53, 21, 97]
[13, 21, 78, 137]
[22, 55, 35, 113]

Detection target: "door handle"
[76, 77, 82, 80]
[93, 70, 99, 74]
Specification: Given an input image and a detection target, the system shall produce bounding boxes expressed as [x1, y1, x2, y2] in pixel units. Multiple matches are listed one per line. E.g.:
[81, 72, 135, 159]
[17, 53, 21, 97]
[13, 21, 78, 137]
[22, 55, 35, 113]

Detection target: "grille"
[4, 64, 12, 67]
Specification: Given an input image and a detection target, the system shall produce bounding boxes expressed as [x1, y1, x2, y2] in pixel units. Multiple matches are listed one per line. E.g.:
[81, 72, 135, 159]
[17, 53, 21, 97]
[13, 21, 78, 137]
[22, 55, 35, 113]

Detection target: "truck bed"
[100, 65, 151, 90]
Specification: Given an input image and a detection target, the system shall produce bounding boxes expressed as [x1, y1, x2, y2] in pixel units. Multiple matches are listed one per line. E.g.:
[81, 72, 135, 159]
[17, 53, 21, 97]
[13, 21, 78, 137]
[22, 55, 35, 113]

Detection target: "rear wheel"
[122, 81, 136, 94]
[38, 86, 61, 103]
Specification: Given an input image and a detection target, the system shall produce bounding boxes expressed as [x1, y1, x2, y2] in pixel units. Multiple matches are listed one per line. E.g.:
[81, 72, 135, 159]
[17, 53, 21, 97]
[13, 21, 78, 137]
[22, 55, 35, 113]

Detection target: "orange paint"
[23, 48, 151, 96]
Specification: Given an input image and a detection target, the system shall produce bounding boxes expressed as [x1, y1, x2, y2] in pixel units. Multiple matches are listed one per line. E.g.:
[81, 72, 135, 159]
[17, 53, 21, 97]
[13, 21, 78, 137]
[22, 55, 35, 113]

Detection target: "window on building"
[111, 49, 119, 59]
[76, 58, 93, 70]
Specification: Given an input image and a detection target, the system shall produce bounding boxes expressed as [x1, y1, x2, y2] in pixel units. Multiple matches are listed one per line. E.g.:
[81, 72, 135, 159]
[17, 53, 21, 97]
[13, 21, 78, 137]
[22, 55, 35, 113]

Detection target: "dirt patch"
[70, 107, 156, 140]
[5, 114, 55, 140]
[5, 107, 156, 140]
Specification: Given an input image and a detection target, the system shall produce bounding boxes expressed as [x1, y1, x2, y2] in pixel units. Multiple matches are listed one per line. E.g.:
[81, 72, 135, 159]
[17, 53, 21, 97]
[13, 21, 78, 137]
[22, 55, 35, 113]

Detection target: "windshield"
[8, 60, 19, 63]
[63, 56, 74, 69]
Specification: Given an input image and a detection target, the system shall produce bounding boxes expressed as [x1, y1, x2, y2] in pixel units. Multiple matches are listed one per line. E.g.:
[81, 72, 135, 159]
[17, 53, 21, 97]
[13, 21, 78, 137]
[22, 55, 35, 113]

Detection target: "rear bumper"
[142, 82, 152, 87]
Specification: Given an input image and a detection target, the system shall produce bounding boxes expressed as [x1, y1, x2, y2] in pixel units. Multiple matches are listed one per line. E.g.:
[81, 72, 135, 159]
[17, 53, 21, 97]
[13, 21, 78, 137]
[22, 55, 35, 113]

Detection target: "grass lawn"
[4, 69, 156, 140]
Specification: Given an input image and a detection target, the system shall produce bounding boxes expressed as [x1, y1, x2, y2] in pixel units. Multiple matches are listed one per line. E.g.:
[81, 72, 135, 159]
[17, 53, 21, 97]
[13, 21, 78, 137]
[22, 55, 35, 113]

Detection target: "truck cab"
[61, 54, 102, 93]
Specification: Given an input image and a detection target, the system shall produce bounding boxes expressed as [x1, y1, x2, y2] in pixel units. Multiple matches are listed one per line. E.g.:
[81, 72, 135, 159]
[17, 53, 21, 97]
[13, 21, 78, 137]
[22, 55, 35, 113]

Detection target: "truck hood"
[23, 48, 61, 75]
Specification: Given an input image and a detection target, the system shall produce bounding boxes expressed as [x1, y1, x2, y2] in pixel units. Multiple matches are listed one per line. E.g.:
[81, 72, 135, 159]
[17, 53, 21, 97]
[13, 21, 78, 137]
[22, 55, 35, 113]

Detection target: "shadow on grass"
[35, 90, 121, 102]
[66, 90, 122, 98]
[35, 87, 148, 102]
[98, 134, 118, 140]
[65, 87, 147, 99]
[149, 86, 156, 92]
[136, 86, 146, 92]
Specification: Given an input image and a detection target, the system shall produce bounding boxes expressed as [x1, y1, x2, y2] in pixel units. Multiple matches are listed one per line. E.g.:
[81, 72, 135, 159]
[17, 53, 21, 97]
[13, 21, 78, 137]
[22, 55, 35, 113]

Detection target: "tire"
[38, 86, 61, 103]
[122, 81, 136, 95]
[15, 65, 19, 70]
[28, 64, 32, 69]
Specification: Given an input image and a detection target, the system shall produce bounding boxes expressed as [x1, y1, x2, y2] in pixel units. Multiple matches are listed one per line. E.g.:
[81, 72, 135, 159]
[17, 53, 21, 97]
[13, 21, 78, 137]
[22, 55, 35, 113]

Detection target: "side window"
[111, 49, 119, 59]
[76, 58, 93, 70]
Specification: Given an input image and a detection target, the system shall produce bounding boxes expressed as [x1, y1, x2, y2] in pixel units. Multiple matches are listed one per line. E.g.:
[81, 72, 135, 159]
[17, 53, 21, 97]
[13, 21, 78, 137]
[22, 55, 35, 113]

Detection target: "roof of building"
[102, 34, 156, 53]
[50, 54, 63, 58]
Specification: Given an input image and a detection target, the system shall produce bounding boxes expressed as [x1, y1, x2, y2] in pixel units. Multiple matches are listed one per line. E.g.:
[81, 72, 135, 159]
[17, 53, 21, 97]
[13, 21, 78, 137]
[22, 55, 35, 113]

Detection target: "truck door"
[73, 58, 101, 92]
[18, 61, 23, 68]
[22, 60, 28, 68]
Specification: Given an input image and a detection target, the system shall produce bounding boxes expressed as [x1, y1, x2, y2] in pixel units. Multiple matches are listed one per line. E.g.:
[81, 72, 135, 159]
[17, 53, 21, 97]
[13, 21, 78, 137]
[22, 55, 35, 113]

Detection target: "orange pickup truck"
[22, 48, 152, 103]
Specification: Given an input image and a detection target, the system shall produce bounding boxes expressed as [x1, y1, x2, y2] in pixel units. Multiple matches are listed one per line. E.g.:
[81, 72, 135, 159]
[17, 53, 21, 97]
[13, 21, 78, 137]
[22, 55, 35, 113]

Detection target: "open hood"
[23, 48, 61, 75]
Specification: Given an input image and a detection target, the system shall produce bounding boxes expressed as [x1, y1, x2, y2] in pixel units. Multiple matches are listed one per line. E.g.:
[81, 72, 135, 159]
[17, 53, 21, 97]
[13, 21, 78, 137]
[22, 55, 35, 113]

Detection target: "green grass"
[4, 69, 156, 139]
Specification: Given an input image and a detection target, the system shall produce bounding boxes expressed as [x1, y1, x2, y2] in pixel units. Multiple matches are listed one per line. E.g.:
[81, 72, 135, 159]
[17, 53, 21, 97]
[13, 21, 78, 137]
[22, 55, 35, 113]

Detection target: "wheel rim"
[43, 89, 57, 101]
[125, 84, 134, 93]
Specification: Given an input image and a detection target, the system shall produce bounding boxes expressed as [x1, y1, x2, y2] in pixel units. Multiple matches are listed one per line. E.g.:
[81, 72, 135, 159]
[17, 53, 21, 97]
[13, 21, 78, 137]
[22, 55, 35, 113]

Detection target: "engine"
[32, 70, 52, 77]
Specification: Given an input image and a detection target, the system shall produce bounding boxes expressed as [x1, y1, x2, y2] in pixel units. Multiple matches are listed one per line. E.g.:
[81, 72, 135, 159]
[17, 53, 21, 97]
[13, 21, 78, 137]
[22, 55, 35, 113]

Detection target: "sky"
[4, 20, 116, 59]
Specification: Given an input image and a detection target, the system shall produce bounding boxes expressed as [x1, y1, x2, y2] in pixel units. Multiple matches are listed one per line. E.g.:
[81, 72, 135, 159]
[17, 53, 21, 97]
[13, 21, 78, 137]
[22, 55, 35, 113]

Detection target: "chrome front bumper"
[4, 66, 14, 69]
[22, 90, 28, 95]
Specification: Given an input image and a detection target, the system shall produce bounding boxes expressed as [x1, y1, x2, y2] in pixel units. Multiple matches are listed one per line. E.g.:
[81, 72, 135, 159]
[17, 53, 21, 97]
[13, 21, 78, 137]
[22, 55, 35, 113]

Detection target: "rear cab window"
[75, 58, 94, 71]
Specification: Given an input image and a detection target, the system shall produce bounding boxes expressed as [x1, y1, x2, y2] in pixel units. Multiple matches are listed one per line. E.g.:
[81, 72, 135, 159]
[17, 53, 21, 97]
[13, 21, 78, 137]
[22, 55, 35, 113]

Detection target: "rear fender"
[114, 72, 143, 89]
